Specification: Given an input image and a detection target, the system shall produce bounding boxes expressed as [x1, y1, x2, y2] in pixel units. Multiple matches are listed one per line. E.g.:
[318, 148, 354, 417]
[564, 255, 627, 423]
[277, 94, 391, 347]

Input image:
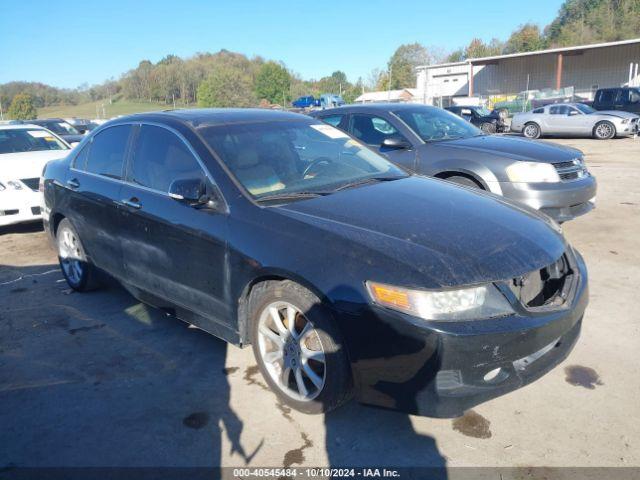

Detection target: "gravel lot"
[1, 137, 639, 476]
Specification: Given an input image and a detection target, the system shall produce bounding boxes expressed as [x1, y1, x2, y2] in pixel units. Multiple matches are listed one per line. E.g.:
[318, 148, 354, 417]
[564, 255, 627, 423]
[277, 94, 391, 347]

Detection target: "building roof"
[417, 37, 640, 70]
[355, 88, 419, 102]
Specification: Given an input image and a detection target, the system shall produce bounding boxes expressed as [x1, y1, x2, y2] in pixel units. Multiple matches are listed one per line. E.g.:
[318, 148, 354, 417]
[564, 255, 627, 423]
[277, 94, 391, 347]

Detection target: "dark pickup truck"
[591, 87, 640, 114]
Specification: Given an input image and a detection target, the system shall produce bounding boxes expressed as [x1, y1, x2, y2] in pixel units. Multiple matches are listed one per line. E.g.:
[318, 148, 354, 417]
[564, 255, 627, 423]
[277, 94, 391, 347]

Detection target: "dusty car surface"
[511, 103, 639, 140]
[312, 103, 597, 223]
[42, 109, 588, 417]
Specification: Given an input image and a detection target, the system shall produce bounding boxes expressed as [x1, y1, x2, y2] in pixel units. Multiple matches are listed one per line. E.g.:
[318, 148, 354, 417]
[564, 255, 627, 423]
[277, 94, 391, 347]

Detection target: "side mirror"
[169, 178, 206, 204]
[381, 137, 411, 150]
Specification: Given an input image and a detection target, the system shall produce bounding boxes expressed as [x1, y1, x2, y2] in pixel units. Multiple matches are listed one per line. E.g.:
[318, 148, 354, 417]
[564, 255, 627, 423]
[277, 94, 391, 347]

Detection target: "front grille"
[20, 177, 40, 191]
[553, 158, 588, 182]
[509, 254, 575, 310]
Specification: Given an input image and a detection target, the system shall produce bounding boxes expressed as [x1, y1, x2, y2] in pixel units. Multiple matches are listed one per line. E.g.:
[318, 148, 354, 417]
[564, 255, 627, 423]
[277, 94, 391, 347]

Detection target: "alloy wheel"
[58, 228, 84, 285]
[524, 124, 539, 138]
[257, 301, 326, 401]
[595, 122, 614, 139]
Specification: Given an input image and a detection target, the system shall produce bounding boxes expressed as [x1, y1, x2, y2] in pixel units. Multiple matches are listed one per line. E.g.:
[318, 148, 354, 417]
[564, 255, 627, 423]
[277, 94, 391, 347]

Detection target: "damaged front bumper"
[343, 249, 588, 418]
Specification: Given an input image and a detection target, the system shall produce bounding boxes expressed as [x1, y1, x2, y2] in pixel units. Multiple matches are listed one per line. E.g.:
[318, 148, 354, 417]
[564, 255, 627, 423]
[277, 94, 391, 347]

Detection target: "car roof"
[312, 103, 440, 116]
[0, 123, 47, 131]
[111, 108, 314, 128]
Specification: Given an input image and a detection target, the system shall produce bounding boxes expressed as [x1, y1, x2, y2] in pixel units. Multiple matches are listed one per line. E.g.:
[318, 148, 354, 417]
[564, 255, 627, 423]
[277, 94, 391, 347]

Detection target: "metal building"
[415, 38, 640, 105]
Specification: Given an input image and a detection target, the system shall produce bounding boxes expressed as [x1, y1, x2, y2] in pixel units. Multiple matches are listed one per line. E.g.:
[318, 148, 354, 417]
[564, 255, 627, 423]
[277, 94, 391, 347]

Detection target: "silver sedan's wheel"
[58, 226, 85, 286]
[594, 121, 615, 140]
[257, 301, 326, 402]
[523, 122, 541, 139]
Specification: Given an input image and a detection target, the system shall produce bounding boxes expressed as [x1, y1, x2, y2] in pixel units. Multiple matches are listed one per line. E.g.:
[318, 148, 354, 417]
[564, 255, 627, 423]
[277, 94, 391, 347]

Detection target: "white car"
[0, 124, 71, 227]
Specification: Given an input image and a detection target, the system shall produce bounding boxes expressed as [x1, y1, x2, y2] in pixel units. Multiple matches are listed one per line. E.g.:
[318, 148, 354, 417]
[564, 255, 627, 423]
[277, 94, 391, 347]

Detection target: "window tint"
[130, 125, 204, 193]
[549, 105, 569, 115]
[73, 143, 90, 169]
[85, 125, 131, 179]
[0, 129, 68, 154]
[597, 90, 615, 103]
[532, 108, 544, 114]
[319, 115, 344, 127]
[350, 115, 403, 145]
[630, 89, 640, 104]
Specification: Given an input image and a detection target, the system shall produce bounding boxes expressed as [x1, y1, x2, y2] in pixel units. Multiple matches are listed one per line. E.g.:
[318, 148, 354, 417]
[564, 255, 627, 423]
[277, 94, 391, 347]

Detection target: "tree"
[446, 48, 466, 62]
[197, 67, 256, 108]
[386, 43, 430, 89]
[254, 61, 291, 105]
[504, 23, 545, 54]
[7, 93, 37, 120]
[464, 38, 504, 59]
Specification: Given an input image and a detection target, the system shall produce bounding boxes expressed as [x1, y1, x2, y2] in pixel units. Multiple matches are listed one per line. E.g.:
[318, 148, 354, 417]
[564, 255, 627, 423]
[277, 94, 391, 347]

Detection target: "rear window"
[0, 128, 69, 154]
[84, 125, 131, 179]
[532, 108, 544, 114]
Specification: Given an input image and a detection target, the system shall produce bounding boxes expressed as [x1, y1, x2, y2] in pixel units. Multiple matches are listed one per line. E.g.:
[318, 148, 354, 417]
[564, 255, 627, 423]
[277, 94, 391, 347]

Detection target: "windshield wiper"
[330, 176, 401, 192]
[256, 191, 328, 203]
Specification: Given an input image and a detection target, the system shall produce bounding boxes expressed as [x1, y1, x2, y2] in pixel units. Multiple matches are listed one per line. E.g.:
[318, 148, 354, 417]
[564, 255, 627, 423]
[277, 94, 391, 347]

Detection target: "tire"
[249, 280, 353, 414]
[444, 175, 483, 189]
[593, 121, 615, 140]
[480, 122, 497, 134]
[523, 122, 541, 139]
[56, 218, 100, 291]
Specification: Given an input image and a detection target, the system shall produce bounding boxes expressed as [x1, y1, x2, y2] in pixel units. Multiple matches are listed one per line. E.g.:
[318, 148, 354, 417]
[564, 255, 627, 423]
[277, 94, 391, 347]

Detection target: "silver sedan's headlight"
[366, 281, 514, 321]
[5, 180, 24, 190]
[0, 182, 5, 192]
[506, 161, 560, 183]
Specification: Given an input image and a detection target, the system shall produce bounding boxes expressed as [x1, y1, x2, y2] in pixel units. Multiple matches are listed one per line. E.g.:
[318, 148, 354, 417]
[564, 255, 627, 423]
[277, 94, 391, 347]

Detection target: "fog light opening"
[483, 367, 509, 384]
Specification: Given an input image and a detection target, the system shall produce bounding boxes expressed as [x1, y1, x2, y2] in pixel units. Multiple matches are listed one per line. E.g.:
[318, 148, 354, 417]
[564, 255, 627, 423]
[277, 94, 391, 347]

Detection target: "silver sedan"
[511, 103, 639, 140]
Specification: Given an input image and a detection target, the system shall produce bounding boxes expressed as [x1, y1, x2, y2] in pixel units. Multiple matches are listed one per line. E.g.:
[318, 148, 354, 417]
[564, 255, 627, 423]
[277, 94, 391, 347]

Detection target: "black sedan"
[445, 105, 508, 133]
[42, 109, 588, 417]
[311, 104, 597, 223]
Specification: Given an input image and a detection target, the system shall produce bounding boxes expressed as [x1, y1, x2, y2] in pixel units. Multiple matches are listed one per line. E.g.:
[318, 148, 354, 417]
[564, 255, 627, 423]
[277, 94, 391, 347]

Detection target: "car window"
[549, 105, 569, 115]
[72, 143, 90, 169]
[532, 108, 544, 114]
[85, 125, 131, 179]
[0, 128, 68, 154]
[319, 115, 344, 127]
[130, 124, 205, 193]
[597, 90, 615, 103]
[350, 114, 404, 145]
[394, 107, 481, 142]
[628, 90, 640, 104]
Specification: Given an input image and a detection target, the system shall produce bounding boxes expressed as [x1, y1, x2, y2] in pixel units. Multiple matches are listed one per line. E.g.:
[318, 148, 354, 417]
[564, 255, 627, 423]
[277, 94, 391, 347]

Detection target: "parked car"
[445, 105, 508, 133]
[312, 104, 597, 223]
[0, 124, 71, 227]
[42, 109, 588, 417]
[319, 94, 345, 109]
[292, 96, 316, 108]
[27, 118, 85, 145]
[65, 117, 100, 134]
[591, 87, 640, 114]
[511, 103, 639, 140]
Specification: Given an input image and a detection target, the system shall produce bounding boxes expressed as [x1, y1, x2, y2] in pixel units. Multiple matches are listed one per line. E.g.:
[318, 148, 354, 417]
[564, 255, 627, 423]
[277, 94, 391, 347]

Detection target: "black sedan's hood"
[426, 134, 581, 163]
[278, 176, 566, 288]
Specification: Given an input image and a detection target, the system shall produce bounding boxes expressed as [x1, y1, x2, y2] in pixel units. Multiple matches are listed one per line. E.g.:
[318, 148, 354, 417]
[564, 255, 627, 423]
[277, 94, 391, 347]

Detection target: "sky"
[0, 0, 564, 89]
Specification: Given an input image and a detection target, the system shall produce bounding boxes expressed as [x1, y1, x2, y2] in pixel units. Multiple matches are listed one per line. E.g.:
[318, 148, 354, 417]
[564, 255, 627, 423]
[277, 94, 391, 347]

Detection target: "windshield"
[0, 128, 69, 154]
[395, 107, 482, 142]
[44, 121, 80, 135]
[575, 103, 596, 114]
[198, 120, 406, 200]
[474, 107, 492, 116]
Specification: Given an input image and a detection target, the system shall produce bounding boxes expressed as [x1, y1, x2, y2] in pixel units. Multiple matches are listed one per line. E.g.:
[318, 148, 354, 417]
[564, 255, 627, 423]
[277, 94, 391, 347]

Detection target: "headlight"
[366, 281, 513, 321]
[0, 182, 5, 192]
[6, 180, 23, 190]
[506, 161, 560, 183]
[621, 119, 629, 124]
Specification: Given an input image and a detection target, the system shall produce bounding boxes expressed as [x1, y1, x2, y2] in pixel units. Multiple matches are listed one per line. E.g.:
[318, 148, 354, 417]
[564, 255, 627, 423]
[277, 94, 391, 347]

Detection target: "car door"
[595, 89, 616, 110]
[65, 124, 133, 278]
[348, 113, 417, 171]
[546, 105, 575, 134]
[119, 123, 230, 330]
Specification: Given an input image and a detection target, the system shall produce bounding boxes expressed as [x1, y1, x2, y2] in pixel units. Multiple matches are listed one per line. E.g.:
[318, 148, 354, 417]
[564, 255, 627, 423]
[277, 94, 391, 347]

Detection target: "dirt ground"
[1, 136, 639, 477]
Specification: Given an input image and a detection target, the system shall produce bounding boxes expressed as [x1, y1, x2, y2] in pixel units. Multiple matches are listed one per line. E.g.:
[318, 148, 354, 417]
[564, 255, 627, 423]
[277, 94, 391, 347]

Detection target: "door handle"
[121, 198, 142, 209]
[66, 178, 80, 189]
